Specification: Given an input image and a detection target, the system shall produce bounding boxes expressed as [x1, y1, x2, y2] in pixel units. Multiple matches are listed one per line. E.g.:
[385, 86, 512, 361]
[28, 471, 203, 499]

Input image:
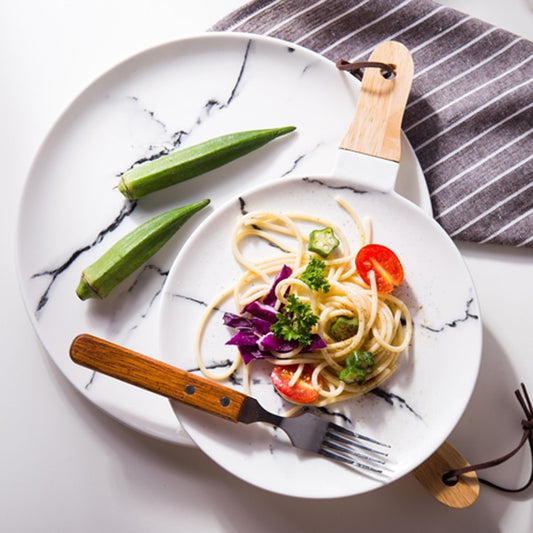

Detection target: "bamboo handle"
[339, 41, 414, 162]
[69, 333, 248, 422]
[412, 441, 480, 508]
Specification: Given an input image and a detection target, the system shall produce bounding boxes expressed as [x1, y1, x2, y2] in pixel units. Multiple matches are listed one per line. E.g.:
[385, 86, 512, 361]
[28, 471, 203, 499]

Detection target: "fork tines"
[320, 422, 391, 474]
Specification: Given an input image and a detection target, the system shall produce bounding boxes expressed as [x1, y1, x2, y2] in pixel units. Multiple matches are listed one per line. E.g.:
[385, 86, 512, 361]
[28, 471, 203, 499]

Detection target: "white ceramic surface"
[159, 171, 482, 498]
[16, 32, 430, 445]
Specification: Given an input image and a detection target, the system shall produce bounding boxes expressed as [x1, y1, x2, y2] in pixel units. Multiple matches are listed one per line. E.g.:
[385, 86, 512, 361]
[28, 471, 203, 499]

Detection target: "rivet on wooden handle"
[339, 41, 414, 162]
[413, 441, 480, 508]
[69, 333, 248, 422]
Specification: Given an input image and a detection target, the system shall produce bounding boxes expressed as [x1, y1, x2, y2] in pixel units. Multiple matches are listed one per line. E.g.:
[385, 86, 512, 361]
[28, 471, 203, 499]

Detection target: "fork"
[70, 334, 390, 474]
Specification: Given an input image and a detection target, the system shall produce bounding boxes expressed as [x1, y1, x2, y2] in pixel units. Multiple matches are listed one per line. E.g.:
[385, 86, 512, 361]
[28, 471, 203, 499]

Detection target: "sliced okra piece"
[308, 227, 340, 258]
[328, 315, 359, 341]
[339, 351, 375, 384]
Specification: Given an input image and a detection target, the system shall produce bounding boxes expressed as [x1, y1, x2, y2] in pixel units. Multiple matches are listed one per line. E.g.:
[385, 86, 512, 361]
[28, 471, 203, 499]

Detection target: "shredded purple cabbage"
[251, 317, 273, 335]
[241, 300, 278, 323]
[238, 345, 270, 364]
[225, 329, 258, 346]
[223, 312, 252, 329]
[223, 265, 326, 364]
[263, 264, 292, 306]
[257, 332, 298, 352]
[308, 334, 327, 351]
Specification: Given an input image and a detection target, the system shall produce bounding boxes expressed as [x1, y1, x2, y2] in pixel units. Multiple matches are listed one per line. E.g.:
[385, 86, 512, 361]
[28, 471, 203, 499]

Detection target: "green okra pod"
[76, 198, 210, 300]
[117, 126, 296, 200]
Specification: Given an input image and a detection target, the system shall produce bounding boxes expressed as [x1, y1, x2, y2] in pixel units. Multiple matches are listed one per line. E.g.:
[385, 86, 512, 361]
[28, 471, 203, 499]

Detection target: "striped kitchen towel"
[212, 0, 533, 248]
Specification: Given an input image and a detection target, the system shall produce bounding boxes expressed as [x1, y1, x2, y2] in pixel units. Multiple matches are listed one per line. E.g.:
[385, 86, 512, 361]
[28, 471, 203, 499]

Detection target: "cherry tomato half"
[271, 364, 321, 404]
[355, 244, 404, 293]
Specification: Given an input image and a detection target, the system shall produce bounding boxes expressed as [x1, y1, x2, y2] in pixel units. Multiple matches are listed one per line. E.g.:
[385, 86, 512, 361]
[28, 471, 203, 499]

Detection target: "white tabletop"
[2, 1, 532, 532]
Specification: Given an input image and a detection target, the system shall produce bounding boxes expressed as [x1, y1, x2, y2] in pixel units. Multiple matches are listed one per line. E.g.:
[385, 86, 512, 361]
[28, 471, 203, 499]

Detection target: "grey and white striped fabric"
[212, 0, 533, 248]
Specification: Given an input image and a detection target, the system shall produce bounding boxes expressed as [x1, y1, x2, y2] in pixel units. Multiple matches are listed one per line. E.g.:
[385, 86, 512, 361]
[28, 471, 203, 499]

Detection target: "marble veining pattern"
[18, 33, 479, 449]
[31, 200, 138, 316]
[30, 38, 255, 321]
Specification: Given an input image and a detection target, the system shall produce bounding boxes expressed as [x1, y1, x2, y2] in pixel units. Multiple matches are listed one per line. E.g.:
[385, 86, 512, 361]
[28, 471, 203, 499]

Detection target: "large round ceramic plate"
[159, 174, 482, 498]
[17, 32, 430, 445]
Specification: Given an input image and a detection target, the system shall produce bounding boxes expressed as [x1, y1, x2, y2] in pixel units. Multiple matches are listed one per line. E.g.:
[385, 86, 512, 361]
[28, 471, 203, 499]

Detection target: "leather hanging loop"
[443, 383, 533, 493]
[336, 59, 396, 81]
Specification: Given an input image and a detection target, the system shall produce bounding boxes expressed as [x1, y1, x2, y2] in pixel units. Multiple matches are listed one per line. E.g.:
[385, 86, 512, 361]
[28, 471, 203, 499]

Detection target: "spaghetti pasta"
[194, 196, 412, 408]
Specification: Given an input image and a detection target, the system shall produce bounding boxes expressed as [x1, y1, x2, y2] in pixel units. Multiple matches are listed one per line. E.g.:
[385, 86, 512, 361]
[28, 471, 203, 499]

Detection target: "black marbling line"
[119, 39, 253, 176]
[238, 196, 247, 215]
[302, 176, 368, 194]
[129, 95, 168, 131]
[31, 38, 256, 320]
[121, 264, 170, 336]
[370, 388, 422, 419]
[31, 200, 137, 317]
[420, 296, 479, 333]
[170, 291, 222, 311]
[225, 38, 252, 106]
[84, 371, 97, 390]
[186, 360, 234, 377]
[119, 95, 189, 173]
[130, 264, 168, 308]
[124, 263, 169, 298]
[281, 154, 306, 177]
[115, 96, 187, 174]
[317, 405, 353, 425]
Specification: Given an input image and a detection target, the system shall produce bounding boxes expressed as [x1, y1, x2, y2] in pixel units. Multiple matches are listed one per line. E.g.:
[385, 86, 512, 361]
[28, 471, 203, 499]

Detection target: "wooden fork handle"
[69, 333, 247, 422]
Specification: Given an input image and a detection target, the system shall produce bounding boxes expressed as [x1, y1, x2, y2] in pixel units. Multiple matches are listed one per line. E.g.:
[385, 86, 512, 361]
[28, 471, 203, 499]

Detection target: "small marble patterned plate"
[159, 173, 482, 498]
[18, 32, 434, 445]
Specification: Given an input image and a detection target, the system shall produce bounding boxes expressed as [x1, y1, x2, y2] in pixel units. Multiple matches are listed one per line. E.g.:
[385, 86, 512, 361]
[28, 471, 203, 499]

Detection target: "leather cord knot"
[336, 59, 396, 81]
[443, 383, 533, 493]
[522, 418, 533, 431]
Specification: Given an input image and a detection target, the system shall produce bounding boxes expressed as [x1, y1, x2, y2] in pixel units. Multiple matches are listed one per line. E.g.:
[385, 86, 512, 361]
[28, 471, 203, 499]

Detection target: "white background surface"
[2, 1, 532, 532]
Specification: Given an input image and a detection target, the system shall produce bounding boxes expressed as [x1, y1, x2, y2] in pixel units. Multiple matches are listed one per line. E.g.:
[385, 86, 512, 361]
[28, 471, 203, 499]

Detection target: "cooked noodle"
[194, 196, 412, 407]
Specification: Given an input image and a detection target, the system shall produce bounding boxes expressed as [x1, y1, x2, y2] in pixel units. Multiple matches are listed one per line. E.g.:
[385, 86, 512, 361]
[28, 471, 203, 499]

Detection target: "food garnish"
[223, 266, 326, 363]
[355, 243, 404, 293]
[328, 315, 359, 341]
[308, 226, 339, 258]
[270, 294, 319, 348]
[297, 257, 330, 293]
[338, 351, 375, 384]
[271, 364, 321, 404]
[196, 198, 412, 409]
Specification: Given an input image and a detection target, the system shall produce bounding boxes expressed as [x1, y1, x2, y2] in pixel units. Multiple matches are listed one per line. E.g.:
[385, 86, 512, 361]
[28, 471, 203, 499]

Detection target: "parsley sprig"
[298, 257, 330, 293]
[270, 294, 318, 347]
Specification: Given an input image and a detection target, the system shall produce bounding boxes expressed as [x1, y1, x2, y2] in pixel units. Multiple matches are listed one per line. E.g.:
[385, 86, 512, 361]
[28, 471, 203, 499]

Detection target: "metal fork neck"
[238, 396, 282, 426]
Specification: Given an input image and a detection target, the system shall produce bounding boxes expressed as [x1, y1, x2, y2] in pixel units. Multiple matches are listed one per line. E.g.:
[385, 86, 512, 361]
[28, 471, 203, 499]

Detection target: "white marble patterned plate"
[159, 174, 482, 499]
[18, 32, 434, 445]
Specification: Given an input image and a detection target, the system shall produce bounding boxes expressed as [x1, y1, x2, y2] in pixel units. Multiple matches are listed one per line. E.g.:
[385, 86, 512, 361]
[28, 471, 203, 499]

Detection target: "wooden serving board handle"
[413, 441, 480, 508]
[339, 40, 414, 162]
[69, 333, 248, 422]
